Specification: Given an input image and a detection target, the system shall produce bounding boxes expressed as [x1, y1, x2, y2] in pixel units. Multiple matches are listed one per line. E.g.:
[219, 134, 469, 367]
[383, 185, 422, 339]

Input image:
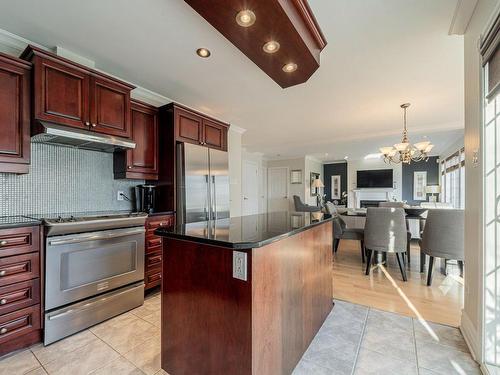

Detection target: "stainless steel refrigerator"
[176, 143, 230, 224]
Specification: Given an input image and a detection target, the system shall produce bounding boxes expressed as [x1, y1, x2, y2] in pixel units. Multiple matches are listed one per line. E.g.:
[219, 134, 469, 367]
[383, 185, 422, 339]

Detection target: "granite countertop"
[155, 211, 333, 249]
[0, 216, 42, 229]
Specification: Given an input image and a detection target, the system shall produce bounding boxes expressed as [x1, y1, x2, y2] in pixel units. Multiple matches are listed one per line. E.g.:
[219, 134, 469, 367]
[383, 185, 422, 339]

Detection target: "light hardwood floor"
[332, 239, 464, 327]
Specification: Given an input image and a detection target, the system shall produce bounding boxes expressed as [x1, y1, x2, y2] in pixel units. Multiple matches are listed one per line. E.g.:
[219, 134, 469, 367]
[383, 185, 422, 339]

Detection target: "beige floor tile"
[43, 339, 119, 375]
[25, 367, 48, 375]
[124, 335, 161, 375]
[154, 370, 169, 375]
[90, 356, 144, 375]
[0, 349, 40, 375]
[31, 330, 98, 365]
[93, 315, 159, 355]
[130, 298, 161, 319]
[142, 310, 161, 328]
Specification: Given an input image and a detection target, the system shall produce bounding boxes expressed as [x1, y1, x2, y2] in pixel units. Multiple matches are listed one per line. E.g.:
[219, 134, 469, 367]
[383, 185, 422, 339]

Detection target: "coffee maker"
[135, 185, 156, 214]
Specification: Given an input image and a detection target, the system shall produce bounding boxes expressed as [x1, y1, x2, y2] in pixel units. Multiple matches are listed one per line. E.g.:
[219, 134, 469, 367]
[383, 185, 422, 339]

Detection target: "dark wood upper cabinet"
[21, 45, 134, 138]
[175, 107, 203, 145]
[32, 56, 90, 130]
[0, 53, 31, 174]
[114, 100, 158, 180]
[90, 76, 131, 138]
[203, 118, 227, 150]
[169, 103, 229, 151]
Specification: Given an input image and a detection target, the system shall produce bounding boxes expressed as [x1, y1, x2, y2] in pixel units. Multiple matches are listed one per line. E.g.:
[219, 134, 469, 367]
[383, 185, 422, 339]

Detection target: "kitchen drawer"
[0, 304, 41, 346]
[145, 268, 162, 290]
[146, 236, 162, 252]
[0, 279, 40, 316]
[0, 253, 40, 287]
[146, 215, 173, 231]
[0, 226, 39, 258]
[146, 251, 162, 270]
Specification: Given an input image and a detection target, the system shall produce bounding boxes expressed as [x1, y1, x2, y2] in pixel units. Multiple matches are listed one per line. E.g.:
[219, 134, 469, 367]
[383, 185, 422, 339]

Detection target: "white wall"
[439, 137, 465, 161]
[346, 158, 402, 207]
[228, 129, 243, 217]
[305, 157, 324, 205]
[461, 0, 499, 360]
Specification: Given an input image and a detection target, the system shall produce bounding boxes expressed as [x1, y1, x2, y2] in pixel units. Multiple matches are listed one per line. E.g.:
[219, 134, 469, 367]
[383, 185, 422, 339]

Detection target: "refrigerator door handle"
[212, 175, 217, 221]
[205, 174, 211, 221]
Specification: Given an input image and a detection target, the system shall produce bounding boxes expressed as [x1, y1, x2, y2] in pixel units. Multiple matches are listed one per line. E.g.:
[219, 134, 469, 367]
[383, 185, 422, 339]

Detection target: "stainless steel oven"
[45, 226, 145, 310]
[41, 213, 147, 344]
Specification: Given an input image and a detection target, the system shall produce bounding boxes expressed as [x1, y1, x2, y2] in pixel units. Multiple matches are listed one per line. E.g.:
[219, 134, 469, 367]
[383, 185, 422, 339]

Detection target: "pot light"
[263, 41, 280, 54]
[282, 63, 298, 73]
[236, 10, 256, 27]
[196, 48, 211, 58]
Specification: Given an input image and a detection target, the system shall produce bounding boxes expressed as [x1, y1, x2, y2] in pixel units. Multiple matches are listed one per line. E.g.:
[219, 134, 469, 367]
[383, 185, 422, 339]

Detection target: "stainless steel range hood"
[31, 121, 136, 152]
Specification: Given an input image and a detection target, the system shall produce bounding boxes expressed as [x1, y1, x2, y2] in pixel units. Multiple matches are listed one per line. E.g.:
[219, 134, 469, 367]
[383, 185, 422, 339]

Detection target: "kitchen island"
[155, 211, 333, 375]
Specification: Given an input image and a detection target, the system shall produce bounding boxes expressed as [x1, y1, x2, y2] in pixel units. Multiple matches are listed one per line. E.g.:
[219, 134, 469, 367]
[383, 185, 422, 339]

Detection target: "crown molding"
[131, 87, 173, 107]
[449, 0, 478, 35]
[0, 28, 47, 56]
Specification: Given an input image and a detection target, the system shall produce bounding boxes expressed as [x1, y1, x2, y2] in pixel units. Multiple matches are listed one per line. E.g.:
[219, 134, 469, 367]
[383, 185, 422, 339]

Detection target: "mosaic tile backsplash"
[0, 143, 143, 217]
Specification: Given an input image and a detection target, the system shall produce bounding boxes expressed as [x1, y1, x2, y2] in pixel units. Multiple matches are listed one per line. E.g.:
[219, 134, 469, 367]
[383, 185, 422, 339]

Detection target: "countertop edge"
[155, 217, 333, 249]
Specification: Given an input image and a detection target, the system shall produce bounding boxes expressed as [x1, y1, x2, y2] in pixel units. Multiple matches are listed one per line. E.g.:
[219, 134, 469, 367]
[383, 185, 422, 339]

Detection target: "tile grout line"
[412, 318, 421, 375]
[350, 305, 370, 375]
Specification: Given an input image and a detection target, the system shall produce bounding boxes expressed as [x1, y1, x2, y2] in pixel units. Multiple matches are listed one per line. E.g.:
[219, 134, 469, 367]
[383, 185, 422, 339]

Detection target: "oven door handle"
[48, 227, 146, 246]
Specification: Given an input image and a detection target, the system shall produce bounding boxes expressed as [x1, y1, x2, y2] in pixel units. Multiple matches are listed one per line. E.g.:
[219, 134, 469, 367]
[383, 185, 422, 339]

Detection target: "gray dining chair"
[325, 201, 338, 216]
[364, 207, 408, 281]
[378, 202, 412, 263]
[293, 195, 321, 212]
[332, 215, 365, 262]
[419, 209, 464, 286]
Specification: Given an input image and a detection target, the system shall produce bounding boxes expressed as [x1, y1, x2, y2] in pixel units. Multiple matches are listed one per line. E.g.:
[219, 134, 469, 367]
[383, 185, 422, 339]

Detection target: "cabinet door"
[126, 102, 158, 179]
[175, 108, 203, 145]
[0, 57, 30, 173]
[90, 76, 131, 138]
[33, 57, 90, 130]
[203, 119, 227, 150]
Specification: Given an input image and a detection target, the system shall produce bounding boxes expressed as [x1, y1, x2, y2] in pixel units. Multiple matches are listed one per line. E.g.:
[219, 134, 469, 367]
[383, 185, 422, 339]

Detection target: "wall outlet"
[117, 191, 124, 201]
[232, 251, 247, 281]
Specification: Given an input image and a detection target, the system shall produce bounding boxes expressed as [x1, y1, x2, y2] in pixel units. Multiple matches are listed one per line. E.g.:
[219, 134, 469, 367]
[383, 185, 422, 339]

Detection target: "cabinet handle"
[0, 299, 6, 305]
[0, 327, 7, 335]
[85, 121, 90, 126]
[127, 166, 132, 169]
[0, 240, 7, 246]
[91, 123, 97, 128]
[0, 270, 6, 277]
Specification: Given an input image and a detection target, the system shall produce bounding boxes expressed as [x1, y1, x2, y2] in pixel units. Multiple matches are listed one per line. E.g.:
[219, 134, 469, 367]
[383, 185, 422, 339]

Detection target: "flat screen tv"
[357, 169, 393, 188]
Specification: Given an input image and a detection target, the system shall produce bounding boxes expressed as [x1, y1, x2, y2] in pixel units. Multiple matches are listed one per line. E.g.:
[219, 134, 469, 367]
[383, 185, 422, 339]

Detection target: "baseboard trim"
[460, 310, 480, 362]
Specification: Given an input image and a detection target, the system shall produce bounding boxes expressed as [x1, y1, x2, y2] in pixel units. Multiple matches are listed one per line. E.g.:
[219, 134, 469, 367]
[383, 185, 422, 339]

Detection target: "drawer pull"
[0, 270, 6, 277]
[0, 327, 7, 335]
[0, 240, 7, 246]
[0, 299, 6, 305]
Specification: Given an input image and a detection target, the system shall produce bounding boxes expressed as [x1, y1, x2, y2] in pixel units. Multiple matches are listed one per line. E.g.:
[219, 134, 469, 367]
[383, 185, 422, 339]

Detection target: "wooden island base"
[161, 220, 333, 375]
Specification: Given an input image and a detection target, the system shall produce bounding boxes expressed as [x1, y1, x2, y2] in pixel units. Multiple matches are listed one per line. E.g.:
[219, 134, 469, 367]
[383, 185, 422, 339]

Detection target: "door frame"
[267, 167, 289, 213]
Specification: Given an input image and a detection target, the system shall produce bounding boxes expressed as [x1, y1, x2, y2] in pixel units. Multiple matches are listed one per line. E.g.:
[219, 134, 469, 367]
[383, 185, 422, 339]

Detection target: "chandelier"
[379, 103, 434, 164]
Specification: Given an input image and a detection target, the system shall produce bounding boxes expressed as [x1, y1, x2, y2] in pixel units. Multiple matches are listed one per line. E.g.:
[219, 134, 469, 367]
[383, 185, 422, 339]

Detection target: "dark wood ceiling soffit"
[184, 0, 327, 88]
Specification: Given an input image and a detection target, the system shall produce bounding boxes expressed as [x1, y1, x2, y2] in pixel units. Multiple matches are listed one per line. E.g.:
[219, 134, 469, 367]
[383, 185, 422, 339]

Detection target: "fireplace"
[360, 200, 384, 208]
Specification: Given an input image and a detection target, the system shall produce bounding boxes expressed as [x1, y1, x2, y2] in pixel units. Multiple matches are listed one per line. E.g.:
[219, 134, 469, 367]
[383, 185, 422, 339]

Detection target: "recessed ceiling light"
[236, 10, 256, 27]
[282, 63, 298, 73]
[262, 41, 280, 54]
[344, 156, 349, 160]
[196, 48, 211, 58]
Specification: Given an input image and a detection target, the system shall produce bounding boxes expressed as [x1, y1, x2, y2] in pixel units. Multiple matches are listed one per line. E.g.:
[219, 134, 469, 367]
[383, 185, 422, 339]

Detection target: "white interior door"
[268, 167, 289, 212]
[242, 160, 259, 215]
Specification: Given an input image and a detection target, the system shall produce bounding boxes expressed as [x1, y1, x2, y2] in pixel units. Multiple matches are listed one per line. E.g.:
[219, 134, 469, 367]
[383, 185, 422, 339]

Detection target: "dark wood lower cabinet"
[144, 214, 174, 291]
[161, 221, 333, 375]
[0, 225, 42, 357]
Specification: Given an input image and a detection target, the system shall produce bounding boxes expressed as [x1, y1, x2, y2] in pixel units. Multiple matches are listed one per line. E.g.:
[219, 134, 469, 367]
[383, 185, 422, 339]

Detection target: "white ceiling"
[0, 0, 464, 160]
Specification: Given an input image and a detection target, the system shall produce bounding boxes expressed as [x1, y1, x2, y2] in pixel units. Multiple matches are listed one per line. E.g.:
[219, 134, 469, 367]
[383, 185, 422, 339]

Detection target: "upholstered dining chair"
[325, 201, 338, 215]
[293, 195, 321, 212]
[419, 209, 464, 286]
[332, 215, 365, 262]
[378, 202, 412, 263]
[364, 207, 409, 281]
